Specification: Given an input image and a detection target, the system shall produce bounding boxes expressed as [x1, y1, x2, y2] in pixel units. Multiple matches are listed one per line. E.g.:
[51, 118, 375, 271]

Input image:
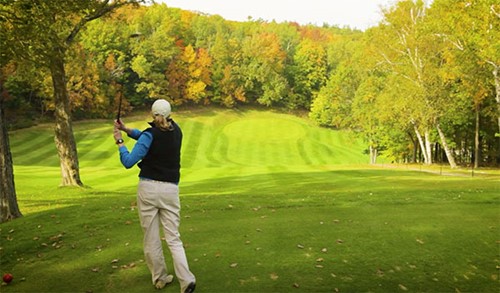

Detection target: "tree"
[129, 4, 180, 103]
[0, 62, 23, 222]
[0, 92, 22, 223]
[290, 38, 327, 108]
[374, 0, 460, 167]
[429, 0, 499, 167]
[0, 5, 22, 222]
[0, 0, 144, 186]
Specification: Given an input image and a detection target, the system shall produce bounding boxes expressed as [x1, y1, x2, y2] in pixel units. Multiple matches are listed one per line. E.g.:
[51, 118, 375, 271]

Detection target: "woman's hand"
[113, 127, 123, 141]
[114, 119, 127, 131]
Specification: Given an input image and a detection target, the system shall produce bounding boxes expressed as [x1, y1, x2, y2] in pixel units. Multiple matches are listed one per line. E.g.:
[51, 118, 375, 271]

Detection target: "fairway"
[1, 109, 499, 293]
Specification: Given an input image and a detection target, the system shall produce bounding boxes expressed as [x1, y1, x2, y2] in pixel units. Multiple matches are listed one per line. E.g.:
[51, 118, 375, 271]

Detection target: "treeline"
[2, 0, 499, 167]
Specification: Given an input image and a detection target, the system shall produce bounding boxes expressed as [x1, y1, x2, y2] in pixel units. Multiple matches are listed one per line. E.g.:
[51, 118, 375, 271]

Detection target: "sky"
[158, 0, 400, 30]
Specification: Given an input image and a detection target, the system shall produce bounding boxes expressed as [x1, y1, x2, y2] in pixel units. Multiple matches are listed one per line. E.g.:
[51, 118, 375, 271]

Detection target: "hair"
[153, 114, 174, 131]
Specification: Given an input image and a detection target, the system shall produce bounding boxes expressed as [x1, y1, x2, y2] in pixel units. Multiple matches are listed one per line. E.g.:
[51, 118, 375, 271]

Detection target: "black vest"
[138, 121, 182, 183]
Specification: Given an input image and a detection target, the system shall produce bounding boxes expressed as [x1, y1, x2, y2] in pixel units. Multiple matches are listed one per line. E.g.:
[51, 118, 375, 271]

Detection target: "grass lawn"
[1, 108, 499, 292]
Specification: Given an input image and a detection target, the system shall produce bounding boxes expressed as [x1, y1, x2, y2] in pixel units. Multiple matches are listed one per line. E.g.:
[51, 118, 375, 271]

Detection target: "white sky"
[157, 0, 400, 30]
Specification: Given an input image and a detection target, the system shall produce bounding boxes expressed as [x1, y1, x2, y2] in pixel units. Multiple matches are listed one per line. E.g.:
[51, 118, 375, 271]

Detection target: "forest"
[1, 0, 499, 168]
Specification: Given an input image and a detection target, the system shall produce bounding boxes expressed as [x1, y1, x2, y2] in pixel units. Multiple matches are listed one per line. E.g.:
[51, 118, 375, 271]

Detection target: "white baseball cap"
[151, 99, 171, 117]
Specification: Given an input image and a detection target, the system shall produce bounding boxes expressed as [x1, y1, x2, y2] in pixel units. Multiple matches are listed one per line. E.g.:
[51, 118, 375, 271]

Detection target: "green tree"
[290, 38, 327, 108]
[0, 0, 144, 186]
[129, 4, 179, 103]
[239, 31, 288, 106]
[429, 0, 499, 167]
[373, 0, 459, 167]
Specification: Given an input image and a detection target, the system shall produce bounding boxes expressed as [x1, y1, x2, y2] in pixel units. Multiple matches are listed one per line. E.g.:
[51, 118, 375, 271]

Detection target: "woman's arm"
[118, 131, 153, 168]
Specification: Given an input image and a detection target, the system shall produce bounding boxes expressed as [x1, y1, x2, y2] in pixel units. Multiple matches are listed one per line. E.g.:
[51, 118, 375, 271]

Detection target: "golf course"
[1, 108, 499, 292]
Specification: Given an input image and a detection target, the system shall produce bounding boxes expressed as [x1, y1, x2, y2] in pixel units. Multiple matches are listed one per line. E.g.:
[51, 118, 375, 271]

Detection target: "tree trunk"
[474, 105, 480, 169]
[491, 64, 500, 135]
[414, 125, 428, 164]
[436, 123, 457, 169]
[0, 98, 22, 222]
[50, 48, 83, 186]
[424, 130, 433, 165]
[369, 144, 378, 164]
[408, 131, 417, 163]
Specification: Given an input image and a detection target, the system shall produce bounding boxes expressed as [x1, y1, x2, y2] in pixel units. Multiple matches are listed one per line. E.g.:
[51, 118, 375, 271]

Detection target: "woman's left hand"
[113, 127, 122, 141]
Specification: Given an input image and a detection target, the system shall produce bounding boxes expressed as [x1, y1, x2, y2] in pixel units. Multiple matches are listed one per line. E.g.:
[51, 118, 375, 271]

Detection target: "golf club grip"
[116, 94, 122, 123]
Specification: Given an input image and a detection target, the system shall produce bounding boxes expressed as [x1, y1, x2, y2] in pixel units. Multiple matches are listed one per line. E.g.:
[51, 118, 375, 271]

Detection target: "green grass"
[1, 108, 499, 292]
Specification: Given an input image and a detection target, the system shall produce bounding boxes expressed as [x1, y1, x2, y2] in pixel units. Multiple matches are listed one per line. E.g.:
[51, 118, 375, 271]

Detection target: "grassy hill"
[2, 108, 499, 293]
[9, 108, 370, 195]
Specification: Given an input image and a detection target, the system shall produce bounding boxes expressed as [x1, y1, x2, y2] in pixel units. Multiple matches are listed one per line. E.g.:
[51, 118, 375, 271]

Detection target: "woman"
[113, 99, 196, 293]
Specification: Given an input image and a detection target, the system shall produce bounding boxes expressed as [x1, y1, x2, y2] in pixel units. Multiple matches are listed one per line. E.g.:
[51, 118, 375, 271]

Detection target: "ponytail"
[153, 114, 174, 131]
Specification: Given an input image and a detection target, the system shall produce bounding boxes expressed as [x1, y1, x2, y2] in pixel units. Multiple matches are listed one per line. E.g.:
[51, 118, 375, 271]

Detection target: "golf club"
[116, 91, 122, 124]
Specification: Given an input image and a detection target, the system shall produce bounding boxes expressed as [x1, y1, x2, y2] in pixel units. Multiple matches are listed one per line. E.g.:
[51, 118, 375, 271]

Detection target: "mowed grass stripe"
[9, 130, 55, 158]
[10, 133, 59, 166]
[76, 128, 118, 167]
[179, 120, 204, 169]
[9, 108, 369, 178]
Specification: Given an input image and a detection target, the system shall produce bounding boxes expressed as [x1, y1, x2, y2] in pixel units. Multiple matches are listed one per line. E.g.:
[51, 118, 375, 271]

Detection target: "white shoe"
[155, 274, 174, 289]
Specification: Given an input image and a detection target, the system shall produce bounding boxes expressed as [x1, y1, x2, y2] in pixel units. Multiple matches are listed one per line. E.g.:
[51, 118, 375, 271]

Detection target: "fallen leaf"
[270, 273, 279, 280]
[297, 244, 304, 249]
[336, 239, 344, 244]
[111, 259, 120, 264]
[91, 268, 100, 272]
[50, 233, 63, 241]
[292, 283, 300, 288]
[230, 263, 238, 268]
[315, 264, 324, 268]
[321, 248, 328, 253]
[316, 258, 324, 262]
[416, 239, 424, 244]
[376, 269, 384, 277]
[398, 284, 408, 291]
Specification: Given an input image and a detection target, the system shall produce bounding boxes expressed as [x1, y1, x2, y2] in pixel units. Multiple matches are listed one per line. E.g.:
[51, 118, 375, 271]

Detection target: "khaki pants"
[137, 179, 195, 292]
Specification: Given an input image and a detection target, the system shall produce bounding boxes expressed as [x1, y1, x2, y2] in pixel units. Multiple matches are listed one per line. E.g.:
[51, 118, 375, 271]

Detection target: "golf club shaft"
[116, 92, 122, 123]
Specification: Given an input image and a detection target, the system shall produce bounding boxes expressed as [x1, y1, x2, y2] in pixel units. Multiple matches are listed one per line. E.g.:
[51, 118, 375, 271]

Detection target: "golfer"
[113, 99, 196, 293]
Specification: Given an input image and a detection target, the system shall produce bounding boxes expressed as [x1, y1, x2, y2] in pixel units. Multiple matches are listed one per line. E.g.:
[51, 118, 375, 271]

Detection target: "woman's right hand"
[114, 119, 127, 132]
